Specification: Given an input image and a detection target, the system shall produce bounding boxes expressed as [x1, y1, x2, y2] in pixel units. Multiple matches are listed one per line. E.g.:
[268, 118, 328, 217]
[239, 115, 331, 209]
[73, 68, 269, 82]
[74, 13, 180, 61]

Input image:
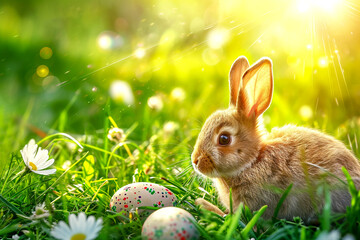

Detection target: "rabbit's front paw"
[195, 198, 225, 216]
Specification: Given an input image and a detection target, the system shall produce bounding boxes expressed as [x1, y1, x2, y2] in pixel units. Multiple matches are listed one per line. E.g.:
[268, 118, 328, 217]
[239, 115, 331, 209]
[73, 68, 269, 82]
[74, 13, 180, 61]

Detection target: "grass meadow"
[1, 0, 360, 239]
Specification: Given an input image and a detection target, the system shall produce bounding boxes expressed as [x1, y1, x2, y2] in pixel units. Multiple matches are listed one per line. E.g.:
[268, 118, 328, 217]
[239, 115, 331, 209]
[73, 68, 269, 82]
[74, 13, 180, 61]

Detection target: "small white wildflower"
[170, 87, 186, 102]
[343, 234, 355, 240]
[109, 80, 134, 105]
[51, 212, 103, 240]
[147, 95, 163, 111]
[316, 230, 341, 240]
[163, 121, 179, 135]
[12, 234, 20, 240]
[66, 142, 77, 152]
[62, 160, 72, 170]
[20, 139, 56, 175]
[107, 127, 125, 143]
[31, 203, 50, 219]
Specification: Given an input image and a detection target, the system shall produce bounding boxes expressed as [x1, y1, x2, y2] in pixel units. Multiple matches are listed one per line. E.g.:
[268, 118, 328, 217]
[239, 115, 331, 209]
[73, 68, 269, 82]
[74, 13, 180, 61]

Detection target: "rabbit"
[191, 56, 360, 221]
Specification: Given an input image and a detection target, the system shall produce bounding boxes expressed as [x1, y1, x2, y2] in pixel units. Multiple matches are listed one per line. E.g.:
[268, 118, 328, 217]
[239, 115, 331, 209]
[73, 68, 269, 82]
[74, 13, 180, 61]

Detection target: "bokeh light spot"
[134, 48, 146, 59]
[42, 75, 60, 90]
[207, 28, 229, 49]
[36, 65, 49, 78]
[97, 31, 124, 50]
[299, 105, 313, 121]
[40, 47, 53, 59]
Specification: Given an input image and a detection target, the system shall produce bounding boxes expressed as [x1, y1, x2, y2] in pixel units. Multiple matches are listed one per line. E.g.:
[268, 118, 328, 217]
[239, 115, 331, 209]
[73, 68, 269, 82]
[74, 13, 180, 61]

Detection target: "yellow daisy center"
[70, 233, 86, 240]
[29, 162, 37, 171]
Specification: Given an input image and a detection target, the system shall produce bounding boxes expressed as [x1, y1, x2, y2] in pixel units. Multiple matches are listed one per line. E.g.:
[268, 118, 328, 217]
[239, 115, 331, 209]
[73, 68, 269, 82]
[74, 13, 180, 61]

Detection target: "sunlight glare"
[296, 0, 341, 13]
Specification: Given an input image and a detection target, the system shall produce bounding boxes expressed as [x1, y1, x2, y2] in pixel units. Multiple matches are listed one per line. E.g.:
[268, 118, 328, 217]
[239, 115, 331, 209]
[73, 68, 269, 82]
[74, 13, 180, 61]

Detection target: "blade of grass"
[273, 183, 293, 221]
[229, 188, 233, 215]
[300, 226, 306, 240]
[321, 183, 331, 231]
[37, 133, 83, 149]
[189, 217, 212, 240]
[225, 202, 243, 240]
[0, 153, 16, 194]
[0, 194, 25, 215]
[342, 167, 357, 197]
[241, 205, 268, 239]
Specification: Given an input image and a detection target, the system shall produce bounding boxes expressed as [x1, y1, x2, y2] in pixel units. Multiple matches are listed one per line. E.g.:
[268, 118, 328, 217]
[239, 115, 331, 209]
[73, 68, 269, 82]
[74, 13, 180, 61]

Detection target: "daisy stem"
[11, 167, 30, 183]
[27, 172, 34, 205]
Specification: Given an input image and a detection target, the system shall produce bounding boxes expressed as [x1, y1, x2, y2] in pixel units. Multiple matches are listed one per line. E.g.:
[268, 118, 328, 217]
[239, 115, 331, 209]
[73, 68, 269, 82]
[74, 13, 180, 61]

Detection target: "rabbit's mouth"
[192, 153, 218, 177]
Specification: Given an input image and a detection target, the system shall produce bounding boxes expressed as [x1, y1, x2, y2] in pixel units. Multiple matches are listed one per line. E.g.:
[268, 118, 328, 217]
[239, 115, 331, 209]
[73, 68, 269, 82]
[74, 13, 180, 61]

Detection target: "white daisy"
[20, 139, 56, 175]
[109, 80, 134, 105]
[147, 95, 163, 111]
[31, 202, 50, 219]
[51, 212, 103, 240]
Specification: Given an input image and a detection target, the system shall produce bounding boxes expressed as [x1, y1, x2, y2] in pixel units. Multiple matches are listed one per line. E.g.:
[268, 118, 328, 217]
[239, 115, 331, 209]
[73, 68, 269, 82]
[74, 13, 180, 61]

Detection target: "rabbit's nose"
[191, 151, 199, 166]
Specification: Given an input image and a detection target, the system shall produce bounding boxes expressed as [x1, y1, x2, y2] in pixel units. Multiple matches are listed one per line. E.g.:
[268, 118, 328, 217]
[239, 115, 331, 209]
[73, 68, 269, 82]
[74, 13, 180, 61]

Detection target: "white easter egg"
[110, 182, 177, 218]
[142, 207, 200, 240]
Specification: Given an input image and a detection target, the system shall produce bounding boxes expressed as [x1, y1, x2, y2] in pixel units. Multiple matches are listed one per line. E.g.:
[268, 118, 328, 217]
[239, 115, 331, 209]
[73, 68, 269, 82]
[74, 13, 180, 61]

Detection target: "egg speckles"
[142, 207, 200, 240]
[110, 182, 177, 218]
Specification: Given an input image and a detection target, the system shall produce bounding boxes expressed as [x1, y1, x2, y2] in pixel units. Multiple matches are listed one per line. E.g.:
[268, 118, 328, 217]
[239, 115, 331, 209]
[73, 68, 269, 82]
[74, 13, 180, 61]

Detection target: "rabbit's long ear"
[229, 56, 250, 107]
[237, 57, 273, 118]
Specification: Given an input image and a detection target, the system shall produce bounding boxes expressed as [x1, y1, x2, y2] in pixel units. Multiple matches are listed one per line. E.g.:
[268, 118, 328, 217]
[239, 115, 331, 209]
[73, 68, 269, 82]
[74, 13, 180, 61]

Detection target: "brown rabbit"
[191, 56, 360, 220]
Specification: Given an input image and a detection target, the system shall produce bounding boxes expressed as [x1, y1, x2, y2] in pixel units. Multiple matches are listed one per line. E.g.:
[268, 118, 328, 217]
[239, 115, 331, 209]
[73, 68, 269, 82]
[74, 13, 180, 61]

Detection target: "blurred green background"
[1, 0, 360, 166]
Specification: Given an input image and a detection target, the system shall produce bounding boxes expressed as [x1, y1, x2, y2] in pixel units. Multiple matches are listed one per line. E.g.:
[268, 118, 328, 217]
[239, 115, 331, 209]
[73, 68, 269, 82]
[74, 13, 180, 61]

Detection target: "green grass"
[1, 105, 360, 239]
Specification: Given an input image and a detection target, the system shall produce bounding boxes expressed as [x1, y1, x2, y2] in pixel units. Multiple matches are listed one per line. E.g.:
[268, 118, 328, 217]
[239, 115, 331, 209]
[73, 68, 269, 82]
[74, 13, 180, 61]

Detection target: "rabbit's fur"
[191, 56, 360, 220]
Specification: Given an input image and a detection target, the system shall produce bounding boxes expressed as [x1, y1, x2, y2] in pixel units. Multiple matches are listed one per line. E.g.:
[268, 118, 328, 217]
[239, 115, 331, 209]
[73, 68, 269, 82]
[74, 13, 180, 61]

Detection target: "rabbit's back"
[265, 124, 360, 177]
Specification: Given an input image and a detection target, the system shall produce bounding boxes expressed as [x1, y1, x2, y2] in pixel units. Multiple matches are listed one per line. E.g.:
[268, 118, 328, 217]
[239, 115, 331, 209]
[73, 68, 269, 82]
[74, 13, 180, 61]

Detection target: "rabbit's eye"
[219, 133, 231, 145]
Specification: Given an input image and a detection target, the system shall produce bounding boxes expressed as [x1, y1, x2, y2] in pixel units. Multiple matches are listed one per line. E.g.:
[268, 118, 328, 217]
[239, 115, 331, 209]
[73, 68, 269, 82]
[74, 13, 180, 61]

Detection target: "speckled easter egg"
[142, 207, 200, 240]
[110, 182, 177, 218]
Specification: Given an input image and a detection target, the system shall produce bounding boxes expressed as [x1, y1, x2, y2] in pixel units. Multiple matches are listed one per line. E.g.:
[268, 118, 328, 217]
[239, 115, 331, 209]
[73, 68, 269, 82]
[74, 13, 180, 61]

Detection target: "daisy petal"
[65, 212, 102, 240]
[78, 212, 87, 232]
[37, 158, 55, 170]
[20, 150, 28, 166]
[69, 213, 78, 231]
[91, 218, 103, 237]
[95, 219, 103, 231]
[33, 169, 56, 175]
[35, 148, 49, 165]
[51, 221, 72, 239]
[84, 215, 95, 233]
